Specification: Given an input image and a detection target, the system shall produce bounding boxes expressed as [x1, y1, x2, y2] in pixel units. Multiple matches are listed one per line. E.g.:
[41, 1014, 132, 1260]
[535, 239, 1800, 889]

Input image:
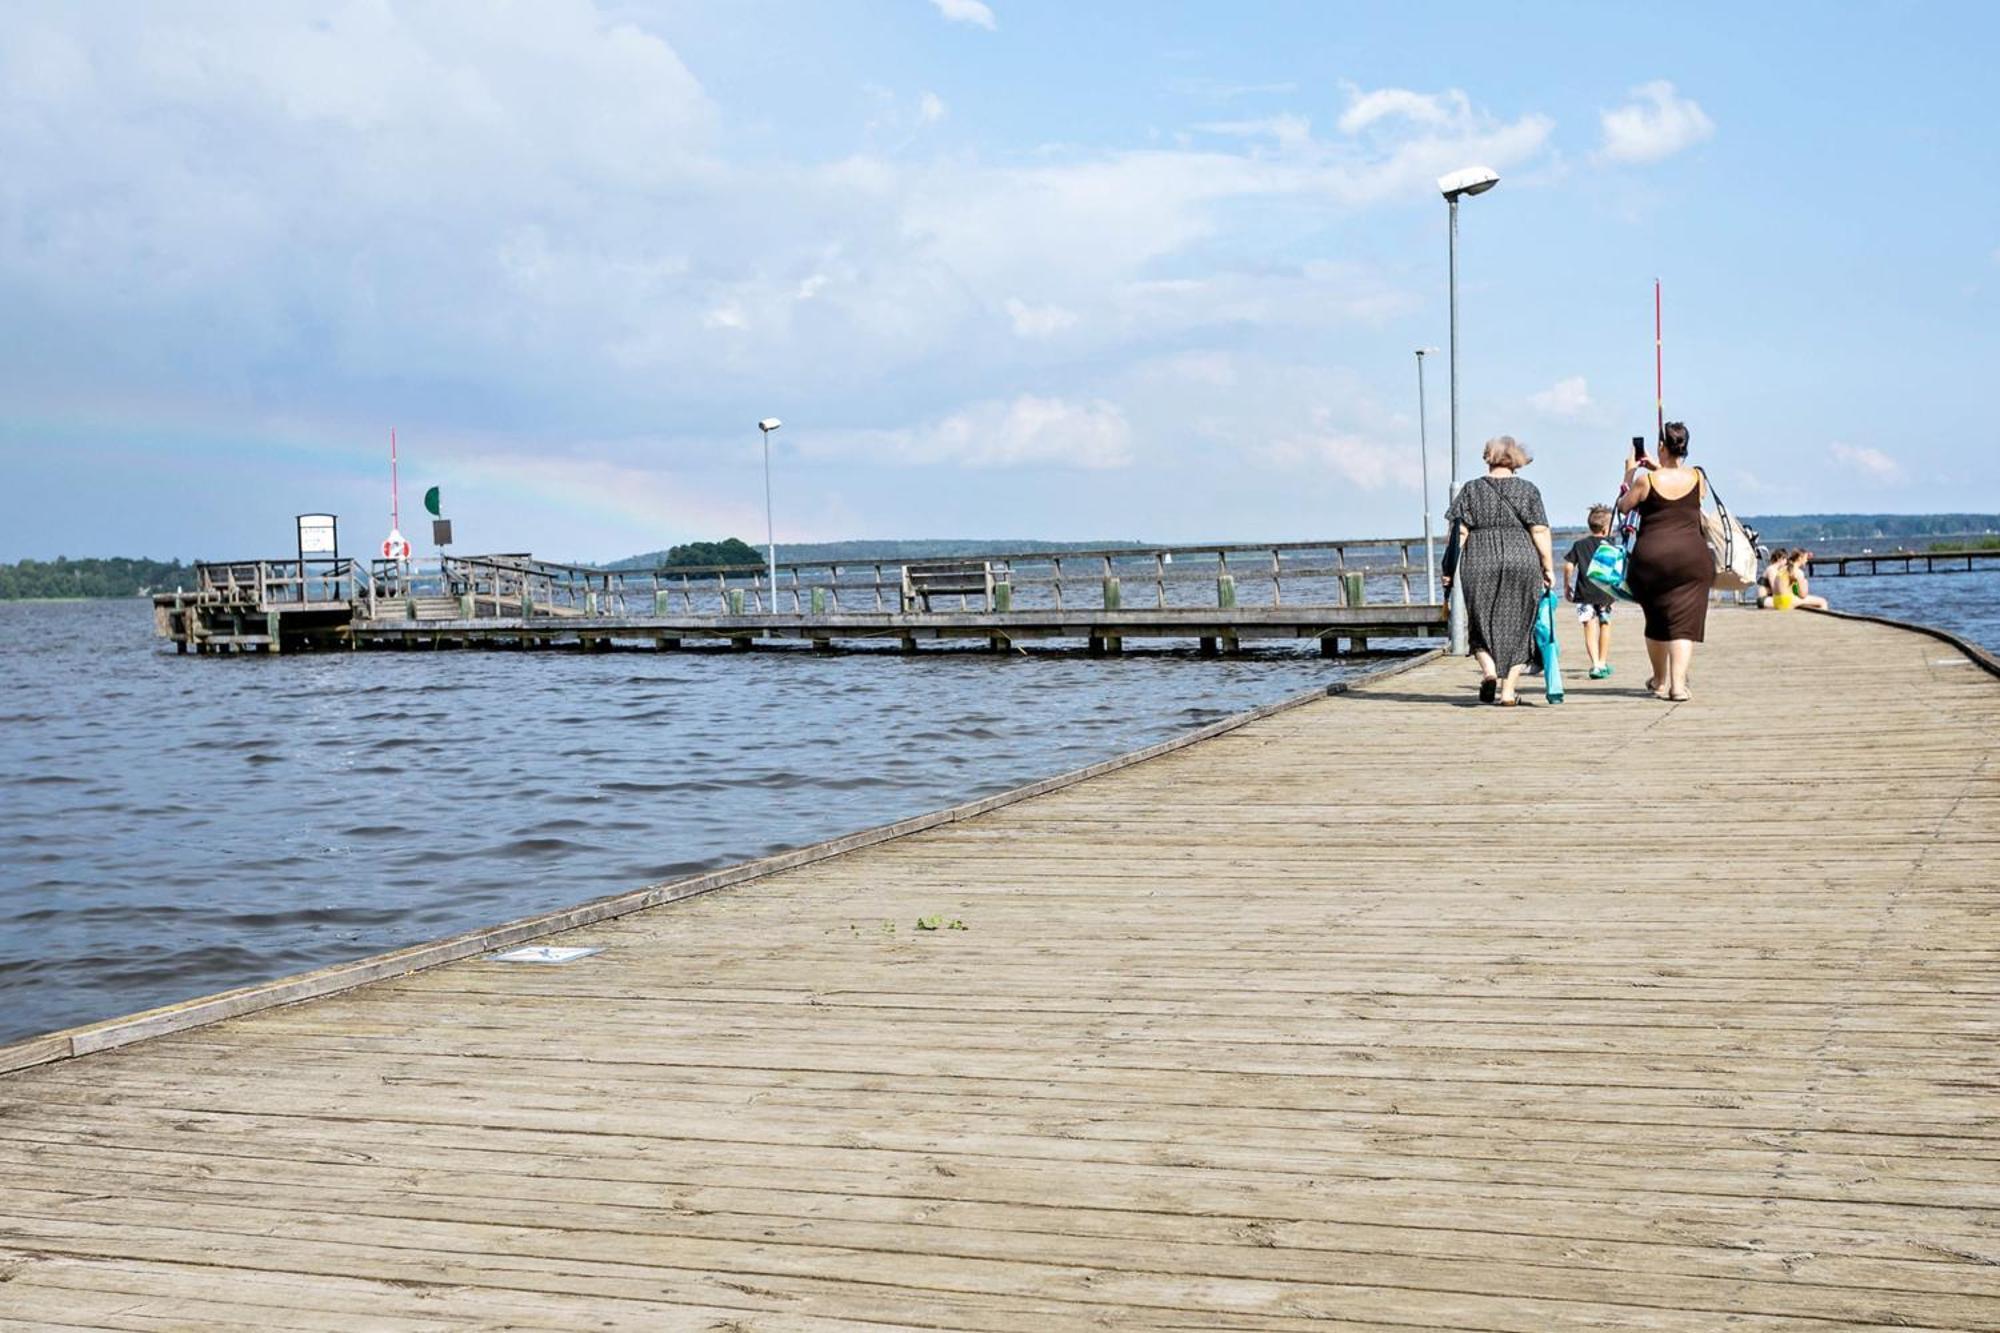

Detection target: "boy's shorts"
[1577, 603, 1613, 625]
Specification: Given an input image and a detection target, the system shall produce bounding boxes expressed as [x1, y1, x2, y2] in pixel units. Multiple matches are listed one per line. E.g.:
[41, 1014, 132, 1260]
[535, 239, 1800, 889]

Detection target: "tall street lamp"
[1413, 347, 1439, 604]
[1437, 165, 1499, 655]
[757, 418, 782, 612]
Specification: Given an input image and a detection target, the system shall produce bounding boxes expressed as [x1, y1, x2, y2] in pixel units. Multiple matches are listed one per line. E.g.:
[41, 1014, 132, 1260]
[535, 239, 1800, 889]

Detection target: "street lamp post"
[757, 418, 782, 613]
[1437, 166, 1499, 656]
[1414, 347, 1439, 604]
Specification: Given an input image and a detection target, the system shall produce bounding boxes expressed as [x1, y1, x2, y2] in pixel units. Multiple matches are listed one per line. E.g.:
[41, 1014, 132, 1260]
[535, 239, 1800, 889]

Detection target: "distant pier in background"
[1808, 546, 2000, 578]
[153, 539, 1446, 658]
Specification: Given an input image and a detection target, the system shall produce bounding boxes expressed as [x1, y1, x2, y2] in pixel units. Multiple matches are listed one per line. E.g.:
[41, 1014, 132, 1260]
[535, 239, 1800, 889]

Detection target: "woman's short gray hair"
[1483, 435, 1532, 469]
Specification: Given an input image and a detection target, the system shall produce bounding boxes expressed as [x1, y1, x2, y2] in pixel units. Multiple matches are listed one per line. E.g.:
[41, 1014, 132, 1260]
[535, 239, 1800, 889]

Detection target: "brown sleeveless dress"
[1628, 480, 1715, 642]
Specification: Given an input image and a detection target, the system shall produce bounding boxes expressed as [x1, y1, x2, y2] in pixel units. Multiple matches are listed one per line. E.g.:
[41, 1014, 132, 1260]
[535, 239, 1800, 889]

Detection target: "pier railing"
[191, 557, 362, 607]
[180, 539, 1441, 630]
[429, 539, 1437, 621]
[1808, 547, 2000, 577]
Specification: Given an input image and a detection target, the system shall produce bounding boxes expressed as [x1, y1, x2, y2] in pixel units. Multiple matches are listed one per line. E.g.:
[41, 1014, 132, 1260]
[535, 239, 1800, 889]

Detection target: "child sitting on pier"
[1761, 551, 1829, 611]
[1563, 505, 1617, 679]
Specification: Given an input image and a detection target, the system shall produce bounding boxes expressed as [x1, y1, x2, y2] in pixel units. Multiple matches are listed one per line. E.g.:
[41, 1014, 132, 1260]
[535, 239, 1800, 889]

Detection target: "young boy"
[1564, 506, 1617, 679]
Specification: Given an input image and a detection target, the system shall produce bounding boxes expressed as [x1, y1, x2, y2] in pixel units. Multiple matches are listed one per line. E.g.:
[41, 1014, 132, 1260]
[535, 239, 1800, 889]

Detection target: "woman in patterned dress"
[1441, 436, 1556, 706]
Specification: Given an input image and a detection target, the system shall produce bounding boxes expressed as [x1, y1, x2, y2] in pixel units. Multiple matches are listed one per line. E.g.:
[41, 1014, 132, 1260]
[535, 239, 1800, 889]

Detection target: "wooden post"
[1320, 633, 1338, 658]
[1051, 557, 1064, 611]
[1343, 572, 1366, 607]
[810, 586, 828, 615]
[993, 582, 1012, 612]
[900, 634, 918, 653]
[1271, 548, 1282, 606]
[1198, 636, 1217, 657]
[1155, 553, 1167, 607]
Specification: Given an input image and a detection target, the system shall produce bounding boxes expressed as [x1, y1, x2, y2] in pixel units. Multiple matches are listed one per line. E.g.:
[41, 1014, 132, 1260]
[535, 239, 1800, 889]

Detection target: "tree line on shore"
[0, 556, 194, 600]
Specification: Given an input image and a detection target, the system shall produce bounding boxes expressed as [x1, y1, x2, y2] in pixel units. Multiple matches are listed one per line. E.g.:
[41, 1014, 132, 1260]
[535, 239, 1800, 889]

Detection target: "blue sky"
[1, 0, 1994, 562]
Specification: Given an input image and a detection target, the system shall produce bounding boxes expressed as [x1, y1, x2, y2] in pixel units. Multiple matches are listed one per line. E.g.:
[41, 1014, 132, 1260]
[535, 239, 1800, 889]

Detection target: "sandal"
[1667, 690, 1691, 702]
[1479, 678, 1497, 704]
[1499, 695, 1519, 707]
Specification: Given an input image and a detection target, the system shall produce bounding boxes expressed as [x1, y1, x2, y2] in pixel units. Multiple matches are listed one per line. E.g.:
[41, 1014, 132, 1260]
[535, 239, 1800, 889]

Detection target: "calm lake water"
[0, 600, 1396, 1045]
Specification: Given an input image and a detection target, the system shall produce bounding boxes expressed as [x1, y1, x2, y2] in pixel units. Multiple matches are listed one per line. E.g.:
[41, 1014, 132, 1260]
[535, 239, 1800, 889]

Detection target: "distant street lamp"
[757, 418, 782, 612]
[1437, 165, 1499, 655]
[1414, 348, 1439, 604]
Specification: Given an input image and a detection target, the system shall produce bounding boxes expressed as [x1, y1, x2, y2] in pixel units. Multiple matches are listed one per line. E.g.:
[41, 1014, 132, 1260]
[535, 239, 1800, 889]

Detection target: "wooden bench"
[900, 560, 995, 612]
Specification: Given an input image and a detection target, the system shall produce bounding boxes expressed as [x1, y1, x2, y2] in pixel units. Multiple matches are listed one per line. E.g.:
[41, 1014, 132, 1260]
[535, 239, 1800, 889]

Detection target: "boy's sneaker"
[1589, 665, 1612, 680]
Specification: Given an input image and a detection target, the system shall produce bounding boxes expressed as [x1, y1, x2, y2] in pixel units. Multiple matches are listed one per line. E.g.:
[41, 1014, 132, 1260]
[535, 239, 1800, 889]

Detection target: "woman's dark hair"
[1660, 421, 1690, 457]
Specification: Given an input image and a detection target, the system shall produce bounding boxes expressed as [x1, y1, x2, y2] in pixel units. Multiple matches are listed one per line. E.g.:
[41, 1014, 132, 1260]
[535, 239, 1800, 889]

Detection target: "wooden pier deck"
[3, 608, 1997, 1329]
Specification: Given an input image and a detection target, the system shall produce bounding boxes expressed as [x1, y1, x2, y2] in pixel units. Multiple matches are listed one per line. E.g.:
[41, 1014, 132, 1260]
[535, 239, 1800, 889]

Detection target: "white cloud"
[1529, 375, 1592, 418]
[1194, 115, 1314, 152]
[702, 303, 748, 332]
[928, 0, 996, 30]
[1257, 408, 1419, 491]
[917, 91, 948, 124]
[1337, 87, 1470, 135]
[1170, 78, 1299, 101]
[1598, 81, 1715, 165]
[806, 396, 1133, 469]
[1004, 298, 1078, 338]
[1829, 442, 1901, 481]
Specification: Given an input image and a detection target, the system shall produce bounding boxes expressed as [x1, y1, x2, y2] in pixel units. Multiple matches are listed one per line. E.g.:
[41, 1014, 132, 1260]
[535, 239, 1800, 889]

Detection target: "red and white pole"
[1654, 279, 1664, 444]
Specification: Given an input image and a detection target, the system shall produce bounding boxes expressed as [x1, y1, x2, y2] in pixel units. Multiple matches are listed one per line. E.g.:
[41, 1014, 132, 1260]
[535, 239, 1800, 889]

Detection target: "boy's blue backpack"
[1534, 590, 1564, 704]
[1584, 530, 1636, 602]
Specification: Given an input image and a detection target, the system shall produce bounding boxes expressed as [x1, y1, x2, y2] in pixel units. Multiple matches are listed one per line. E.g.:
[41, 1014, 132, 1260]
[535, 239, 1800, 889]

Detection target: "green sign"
[423, 486, 441, 517]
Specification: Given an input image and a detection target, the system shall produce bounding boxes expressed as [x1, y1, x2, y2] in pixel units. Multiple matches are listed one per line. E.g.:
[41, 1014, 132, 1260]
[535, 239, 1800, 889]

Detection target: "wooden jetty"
[151, 539, 1443, 656]
[1810, 547, 2000, 578]
[3, 608, 1998, 1329]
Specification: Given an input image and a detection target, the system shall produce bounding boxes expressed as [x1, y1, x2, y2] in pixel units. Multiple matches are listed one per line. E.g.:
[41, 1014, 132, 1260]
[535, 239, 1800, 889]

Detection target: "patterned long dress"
[1445, 475, 1548, 673]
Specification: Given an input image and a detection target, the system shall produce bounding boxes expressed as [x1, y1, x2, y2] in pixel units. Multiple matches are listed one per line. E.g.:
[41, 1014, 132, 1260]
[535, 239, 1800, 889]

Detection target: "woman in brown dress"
[1616, 421, 1713, 701]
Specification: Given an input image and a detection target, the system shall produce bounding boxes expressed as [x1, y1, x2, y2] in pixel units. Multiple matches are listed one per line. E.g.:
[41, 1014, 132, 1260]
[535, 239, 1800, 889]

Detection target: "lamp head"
[1437, 166, 1500, 201]
[757, 418, 782, 433]
[1414, 346, 1440, 357]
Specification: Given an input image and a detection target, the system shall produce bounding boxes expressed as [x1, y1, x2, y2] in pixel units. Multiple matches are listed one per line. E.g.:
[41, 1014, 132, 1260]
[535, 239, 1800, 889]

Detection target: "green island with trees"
[0, 557, 195, 600]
